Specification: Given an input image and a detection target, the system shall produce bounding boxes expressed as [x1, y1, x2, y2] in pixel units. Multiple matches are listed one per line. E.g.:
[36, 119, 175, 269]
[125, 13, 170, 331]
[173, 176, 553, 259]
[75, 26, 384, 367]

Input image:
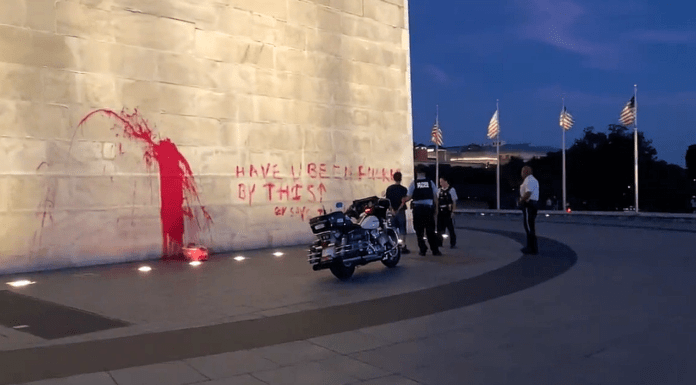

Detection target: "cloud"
[454, 32, 508, 58]
[534, 85, 626, 107]
[422, 64, 455, 86]
[512, 0, 626, 70]
[535, 85, 696, 108]
[628, 30, 696, 45]
[635, 91, 696, 106]
[447, 0, 692, 72]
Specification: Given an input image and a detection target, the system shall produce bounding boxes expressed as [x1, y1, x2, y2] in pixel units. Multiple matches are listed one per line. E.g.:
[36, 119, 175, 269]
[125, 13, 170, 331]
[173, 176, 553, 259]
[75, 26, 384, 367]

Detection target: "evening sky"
[408, 0, 696, 166]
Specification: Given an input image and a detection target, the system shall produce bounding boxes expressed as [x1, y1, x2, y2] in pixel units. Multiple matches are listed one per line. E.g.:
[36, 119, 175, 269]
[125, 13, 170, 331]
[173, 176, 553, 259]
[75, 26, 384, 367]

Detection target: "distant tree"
[528, 152, 562, 200]
[641, 160, 690, 212]
[565, 125, 660, 211]
[435, 165, 497, 208]
[499, 157, 526, 208]
[686, 145, 696, 180]
[434, 127, 689, 211]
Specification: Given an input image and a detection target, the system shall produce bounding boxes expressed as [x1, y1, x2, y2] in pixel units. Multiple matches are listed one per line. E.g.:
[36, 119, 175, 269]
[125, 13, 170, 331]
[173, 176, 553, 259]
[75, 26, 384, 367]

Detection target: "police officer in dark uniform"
[402, 165, 441, 256]
[437, 176, 457, 248]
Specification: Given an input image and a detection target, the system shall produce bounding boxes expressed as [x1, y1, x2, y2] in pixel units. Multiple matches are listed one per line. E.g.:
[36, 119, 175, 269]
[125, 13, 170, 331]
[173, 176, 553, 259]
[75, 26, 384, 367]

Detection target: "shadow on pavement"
[0, 229, 577, 385]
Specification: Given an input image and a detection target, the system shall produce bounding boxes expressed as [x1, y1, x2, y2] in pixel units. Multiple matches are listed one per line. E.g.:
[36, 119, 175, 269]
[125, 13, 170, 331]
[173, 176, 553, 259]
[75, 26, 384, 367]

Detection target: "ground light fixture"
[273, 251, 284, 257]
[6, 280, 35, 287]
[233, 256, 246, 261]
[138, 266, 152, 272]
[189, 261, 202, 267]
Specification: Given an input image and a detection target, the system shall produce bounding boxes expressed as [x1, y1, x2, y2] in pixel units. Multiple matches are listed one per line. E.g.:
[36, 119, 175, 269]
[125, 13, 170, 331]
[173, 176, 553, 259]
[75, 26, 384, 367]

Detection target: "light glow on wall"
[0, 0, 413, 275]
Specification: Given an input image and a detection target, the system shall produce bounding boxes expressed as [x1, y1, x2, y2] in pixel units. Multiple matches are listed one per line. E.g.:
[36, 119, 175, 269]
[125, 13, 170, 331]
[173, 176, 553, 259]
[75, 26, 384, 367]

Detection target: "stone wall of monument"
[0, 0, 413, 274]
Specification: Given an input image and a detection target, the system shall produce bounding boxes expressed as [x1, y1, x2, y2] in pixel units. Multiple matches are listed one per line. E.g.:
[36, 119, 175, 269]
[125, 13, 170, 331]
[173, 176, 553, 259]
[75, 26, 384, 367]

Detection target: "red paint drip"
[79, 109, 213, 258]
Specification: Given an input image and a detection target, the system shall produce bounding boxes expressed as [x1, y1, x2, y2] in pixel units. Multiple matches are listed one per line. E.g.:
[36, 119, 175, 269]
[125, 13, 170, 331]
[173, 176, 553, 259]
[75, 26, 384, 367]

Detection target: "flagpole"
[435, 105, 440, 232]
[496, 99, 500, 211]
[435, 105, 440, 190]
[562, 98, 567, 213]
[634, 84, 639, 213]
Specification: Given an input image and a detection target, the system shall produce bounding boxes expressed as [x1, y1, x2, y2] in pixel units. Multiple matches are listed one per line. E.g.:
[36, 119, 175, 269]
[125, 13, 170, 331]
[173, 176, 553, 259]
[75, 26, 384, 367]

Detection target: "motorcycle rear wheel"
[381, 232, 401, 268]
[329, 260, 355, 280]
[382, 247, 400, 268]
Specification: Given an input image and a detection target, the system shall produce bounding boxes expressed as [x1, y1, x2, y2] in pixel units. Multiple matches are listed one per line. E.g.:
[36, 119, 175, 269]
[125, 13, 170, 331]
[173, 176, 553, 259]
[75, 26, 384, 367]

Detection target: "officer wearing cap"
[519, 165, 539, 254]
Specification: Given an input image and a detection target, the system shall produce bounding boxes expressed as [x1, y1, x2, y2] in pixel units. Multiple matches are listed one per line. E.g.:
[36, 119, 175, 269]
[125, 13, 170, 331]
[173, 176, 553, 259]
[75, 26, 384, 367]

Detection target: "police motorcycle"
[308, 196, 402, 280]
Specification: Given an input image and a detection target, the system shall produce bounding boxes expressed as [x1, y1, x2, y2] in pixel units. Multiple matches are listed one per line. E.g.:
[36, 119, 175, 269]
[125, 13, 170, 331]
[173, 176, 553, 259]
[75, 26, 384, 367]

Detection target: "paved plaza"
[1, 213, 694, 385]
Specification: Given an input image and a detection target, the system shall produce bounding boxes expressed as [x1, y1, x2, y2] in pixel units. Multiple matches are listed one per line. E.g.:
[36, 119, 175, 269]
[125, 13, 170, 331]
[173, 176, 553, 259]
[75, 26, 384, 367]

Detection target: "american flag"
[560, 107, 574, 130]
[620, 96, 636, 126]
[431, 123, 443, 146]
[487, 110, 499, 139]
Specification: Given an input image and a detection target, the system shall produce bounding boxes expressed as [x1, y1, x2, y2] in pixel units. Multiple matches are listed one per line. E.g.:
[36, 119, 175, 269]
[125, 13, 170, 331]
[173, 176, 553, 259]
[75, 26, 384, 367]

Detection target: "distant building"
[415, 142, 559, 168]
[414, 144, 429, 162]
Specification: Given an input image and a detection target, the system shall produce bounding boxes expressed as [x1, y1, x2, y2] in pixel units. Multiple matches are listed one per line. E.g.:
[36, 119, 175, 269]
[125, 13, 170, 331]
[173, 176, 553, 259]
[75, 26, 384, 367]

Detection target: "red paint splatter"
[34, 182, 55, 246]
[34, 160, 55, 245]
[79, 109, 213, 258]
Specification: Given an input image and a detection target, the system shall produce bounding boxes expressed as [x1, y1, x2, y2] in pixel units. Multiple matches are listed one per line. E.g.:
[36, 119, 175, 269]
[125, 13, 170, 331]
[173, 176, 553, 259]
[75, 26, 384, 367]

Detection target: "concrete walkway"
[1, 215, 694, 384]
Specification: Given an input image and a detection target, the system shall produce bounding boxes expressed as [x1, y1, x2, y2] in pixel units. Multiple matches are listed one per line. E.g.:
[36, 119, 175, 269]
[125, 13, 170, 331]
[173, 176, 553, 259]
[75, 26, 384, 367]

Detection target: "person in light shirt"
[518, 165, 539, 255]
[437, 176, 458, 249]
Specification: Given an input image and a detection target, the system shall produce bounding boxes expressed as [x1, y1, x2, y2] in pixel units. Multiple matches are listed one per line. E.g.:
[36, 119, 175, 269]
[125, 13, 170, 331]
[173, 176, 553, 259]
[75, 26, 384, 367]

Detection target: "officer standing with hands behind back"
[385, 171, 410, 254]
[402, 165, 441, 256]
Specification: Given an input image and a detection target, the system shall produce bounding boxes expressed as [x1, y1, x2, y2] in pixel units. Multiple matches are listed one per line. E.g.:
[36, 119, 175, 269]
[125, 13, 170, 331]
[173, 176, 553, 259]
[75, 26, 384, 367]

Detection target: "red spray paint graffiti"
[79, 109, 213, 258]
[34, 162, 55, 246]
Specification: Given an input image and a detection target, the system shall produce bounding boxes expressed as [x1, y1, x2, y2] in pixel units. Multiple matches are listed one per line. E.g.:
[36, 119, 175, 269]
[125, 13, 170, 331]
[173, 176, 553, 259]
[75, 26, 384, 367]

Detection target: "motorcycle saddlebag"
[309, 211, 348, 234]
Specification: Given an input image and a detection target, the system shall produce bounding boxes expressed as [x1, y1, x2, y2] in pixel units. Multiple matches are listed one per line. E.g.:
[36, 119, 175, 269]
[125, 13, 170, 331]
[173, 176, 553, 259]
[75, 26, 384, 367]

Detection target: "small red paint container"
[183, 245, 208, 261]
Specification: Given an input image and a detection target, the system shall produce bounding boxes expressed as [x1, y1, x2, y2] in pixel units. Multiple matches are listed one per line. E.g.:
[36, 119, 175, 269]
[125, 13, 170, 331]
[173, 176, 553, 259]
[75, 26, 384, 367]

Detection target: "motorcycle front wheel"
[329, 260, 355, 280]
